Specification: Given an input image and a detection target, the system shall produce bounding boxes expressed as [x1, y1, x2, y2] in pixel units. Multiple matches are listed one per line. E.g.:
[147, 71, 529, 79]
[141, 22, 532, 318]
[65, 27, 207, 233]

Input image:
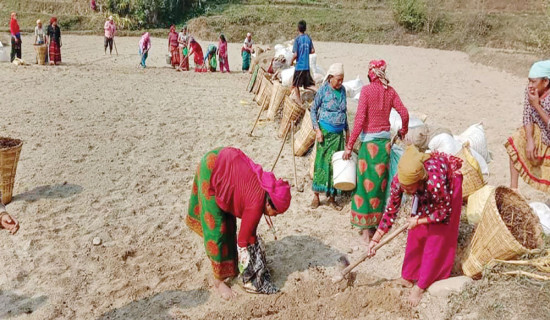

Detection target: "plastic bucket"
[332, 151, 358, 191]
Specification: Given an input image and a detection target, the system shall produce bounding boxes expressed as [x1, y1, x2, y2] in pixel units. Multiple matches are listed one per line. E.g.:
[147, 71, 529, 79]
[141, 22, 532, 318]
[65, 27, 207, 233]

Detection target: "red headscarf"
[239, 151, 292, 213]
[169, 25, 176, 34]
[10, 12, 20, 35]
[368, 59, 389, 88]
[50, 16, 57, 25]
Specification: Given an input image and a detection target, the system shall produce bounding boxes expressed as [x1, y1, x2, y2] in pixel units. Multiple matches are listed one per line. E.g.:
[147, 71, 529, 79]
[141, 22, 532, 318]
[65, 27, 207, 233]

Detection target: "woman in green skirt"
[343, 60, 409, 245]
[310, 63, 349, 210]
[186, 147, 291, 299]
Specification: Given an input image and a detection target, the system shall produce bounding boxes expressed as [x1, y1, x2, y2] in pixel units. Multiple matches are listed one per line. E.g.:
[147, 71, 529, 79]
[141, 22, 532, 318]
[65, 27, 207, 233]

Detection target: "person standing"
[310, 63, 349, 210]
[241, 33, 253, 73]
[47, 17, 62, 65]
[34, 19, 48, 64]
[138, 32, 151, 68]
[290, 20, 316, 105]
[342, 60, 409, 245]
[218, 34, 230, 73]
[178, 26, 189, 71]
[168, 25, 180, 68]
[9, 12, 22, 62]
[104, 16, 116, 55]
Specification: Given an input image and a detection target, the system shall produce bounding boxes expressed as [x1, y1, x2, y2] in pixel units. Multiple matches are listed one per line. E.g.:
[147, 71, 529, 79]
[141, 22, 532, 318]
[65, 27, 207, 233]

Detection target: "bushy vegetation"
[391, 0, 446, 33]
[103, 0, 202, 27]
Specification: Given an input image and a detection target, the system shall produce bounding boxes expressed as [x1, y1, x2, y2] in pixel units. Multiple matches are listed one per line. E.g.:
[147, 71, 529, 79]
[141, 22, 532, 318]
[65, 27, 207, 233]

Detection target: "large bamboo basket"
[259, 77, 273, 110]
[0, 137, 23, 204]
[462, 186, 544, 277]
[34, 44, 47, 65]
[455, 146, 485, 199]
[252, 68, 266, 95]
[294, 109, 316, 156]
[267, 82, 289, 121]
[254, 75, 267, 103]
[278, 97, 305, 139]
[247, 64, 260, 92]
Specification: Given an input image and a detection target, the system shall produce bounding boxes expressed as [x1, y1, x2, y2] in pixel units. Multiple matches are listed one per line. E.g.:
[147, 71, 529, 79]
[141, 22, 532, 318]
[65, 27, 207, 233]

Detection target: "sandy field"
[0, 34, 545, 319]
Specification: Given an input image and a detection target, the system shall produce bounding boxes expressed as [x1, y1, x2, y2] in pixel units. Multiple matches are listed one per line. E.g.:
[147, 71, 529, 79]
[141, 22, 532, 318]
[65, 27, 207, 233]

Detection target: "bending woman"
[188, 37, 206, 72]
[367, 146, 463, 306]
[343, 60, 409, 245]
[506, 60, 550, 192]
[310, 63, 349, 210]
[186, 147, 291, 300]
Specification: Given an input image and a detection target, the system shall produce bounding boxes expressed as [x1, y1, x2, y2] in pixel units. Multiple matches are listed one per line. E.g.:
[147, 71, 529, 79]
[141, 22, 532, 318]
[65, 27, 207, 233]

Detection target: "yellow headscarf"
[397, 145, 431, 186]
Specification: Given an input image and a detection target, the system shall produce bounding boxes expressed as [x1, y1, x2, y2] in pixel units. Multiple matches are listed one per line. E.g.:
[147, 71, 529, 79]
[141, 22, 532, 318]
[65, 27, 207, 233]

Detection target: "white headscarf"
[323, 63, 344, 83]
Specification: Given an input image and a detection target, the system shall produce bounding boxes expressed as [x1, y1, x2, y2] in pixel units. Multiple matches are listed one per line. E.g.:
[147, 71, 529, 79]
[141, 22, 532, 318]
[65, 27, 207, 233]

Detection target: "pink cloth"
[104, 21, 116, 38]
[211, 147, 291, 247]
[218, 40, 230, 72]
[139, 33, 151, 51]
[401, 173, 462, 289]
[346, 80, 409, 150]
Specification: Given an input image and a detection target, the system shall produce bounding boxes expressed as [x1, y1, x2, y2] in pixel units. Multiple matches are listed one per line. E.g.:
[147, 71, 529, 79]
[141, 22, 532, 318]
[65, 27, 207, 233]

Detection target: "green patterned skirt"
[350, 138, 391, 229]
[186, 147, 239, 279]
[312, 127, 345, 197]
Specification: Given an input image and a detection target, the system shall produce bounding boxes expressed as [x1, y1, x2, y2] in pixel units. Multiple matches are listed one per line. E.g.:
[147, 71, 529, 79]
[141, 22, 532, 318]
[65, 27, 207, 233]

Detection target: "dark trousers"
[10, 37, 22, 62]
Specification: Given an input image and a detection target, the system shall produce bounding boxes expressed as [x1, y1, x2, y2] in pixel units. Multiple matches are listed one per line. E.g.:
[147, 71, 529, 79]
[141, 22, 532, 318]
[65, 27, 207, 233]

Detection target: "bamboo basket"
[456, 146, 485, 199]
[267, 82, 289, 121]
[254, 75, 267, 103]
[247, 64, 260, 92]
[34, 44, 47, 65]
[462, 186, 544, 277]
[278, 97, 305, 139]
[294, 109, 316, 156]
[259, 77, 273, 110]
[252, 68, 266, 95]
[0, 137, 23, 204]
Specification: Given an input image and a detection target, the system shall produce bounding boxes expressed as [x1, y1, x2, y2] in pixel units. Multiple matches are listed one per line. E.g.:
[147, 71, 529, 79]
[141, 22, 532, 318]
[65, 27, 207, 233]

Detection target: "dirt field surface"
[0, 35, 546, 319]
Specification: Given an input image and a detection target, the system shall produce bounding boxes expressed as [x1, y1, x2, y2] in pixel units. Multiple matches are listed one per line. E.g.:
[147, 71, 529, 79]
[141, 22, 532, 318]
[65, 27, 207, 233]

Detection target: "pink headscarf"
[368, 59, 389, 89]
[238, 151, 291, 213]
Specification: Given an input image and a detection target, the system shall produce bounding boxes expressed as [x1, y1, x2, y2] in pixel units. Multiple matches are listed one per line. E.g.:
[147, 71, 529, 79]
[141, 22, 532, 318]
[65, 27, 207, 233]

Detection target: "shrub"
[391, 0, 427, 32]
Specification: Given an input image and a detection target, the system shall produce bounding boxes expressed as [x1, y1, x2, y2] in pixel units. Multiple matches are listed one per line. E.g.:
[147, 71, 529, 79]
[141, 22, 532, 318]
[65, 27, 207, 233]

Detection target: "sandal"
[310, 198, 320, 209]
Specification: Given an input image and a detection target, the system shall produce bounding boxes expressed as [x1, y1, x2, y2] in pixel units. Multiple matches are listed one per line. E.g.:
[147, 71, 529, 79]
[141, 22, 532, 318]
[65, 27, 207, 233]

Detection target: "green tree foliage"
[103, 0, 202, 27]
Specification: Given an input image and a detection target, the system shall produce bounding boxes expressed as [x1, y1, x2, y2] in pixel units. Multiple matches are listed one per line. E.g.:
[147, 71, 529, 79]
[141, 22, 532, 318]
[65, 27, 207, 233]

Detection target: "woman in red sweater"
[186, 147, 291, 299]
[343, 60, 409, 245]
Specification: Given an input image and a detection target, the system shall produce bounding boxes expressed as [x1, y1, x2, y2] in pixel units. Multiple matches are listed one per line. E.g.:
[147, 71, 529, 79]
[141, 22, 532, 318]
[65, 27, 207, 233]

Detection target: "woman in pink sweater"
[342, 60, 409, 245]
[186, 147, 291, 299]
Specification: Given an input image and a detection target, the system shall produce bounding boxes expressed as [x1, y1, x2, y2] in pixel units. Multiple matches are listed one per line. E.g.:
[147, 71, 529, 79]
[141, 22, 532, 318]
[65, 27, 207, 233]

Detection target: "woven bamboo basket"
[247, 64, 260, 92]
[294, 109, 316, 156]
[278, 97, 305, 139]
[252, 68, 266, 95]
[254, 75, 267, 103]
[0, 137, 23, 204]
[267, 82, 289, 120]
[462, 186, 544, 277]
[34, 44, 47, 65]
[456, 146, 485, 199]
[259, 77, 273, 110]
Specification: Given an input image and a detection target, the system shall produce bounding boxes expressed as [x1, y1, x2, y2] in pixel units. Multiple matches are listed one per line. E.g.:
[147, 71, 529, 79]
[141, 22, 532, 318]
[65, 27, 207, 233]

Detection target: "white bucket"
[332, 151, 358, 191]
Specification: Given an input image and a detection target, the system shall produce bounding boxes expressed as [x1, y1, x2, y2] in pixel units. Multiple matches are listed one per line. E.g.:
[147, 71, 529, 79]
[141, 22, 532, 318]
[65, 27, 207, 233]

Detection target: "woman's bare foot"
[327, 197, 342, 211]
[407, 285, 424, 307]
[391, 277, 414, 288]
[311, 194, 320, 209]
[359, 228, 375, 246]
[213, 278, 237, 300]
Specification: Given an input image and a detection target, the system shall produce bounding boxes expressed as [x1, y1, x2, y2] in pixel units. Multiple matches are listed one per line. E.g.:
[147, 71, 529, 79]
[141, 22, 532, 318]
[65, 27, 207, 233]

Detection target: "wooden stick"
[332, 224, 409, 283]
[249, 104, 266, 136]
[291, 121, 303, 192]
[113, 38, 119, 56]
[272, 128, 290, 172]
[503, 270, 550, 281]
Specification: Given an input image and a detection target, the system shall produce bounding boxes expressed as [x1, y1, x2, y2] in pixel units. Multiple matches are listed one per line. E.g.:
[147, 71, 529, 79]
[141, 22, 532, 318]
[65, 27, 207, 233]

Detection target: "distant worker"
[104, 16, 116, 55]
[290, 20, 315, 105]
[241, 32, 254, 73]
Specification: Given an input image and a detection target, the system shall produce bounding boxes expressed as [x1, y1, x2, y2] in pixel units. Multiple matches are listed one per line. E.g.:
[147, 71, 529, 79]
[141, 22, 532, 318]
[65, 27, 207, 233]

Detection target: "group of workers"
[186, 20, 550, 307]
[5, 11, 550, 310]
[9, 12, 62, 65]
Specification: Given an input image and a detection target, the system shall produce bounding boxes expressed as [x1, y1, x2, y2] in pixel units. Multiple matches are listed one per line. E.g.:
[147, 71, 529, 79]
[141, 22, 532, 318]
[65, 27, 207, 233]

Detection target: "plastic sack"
[385, 144, 404, 203]
[342, 76, 364, 98]
[389, 109, 425, 134]
[529, 202, 550, 235]
[281, 67, 295, 87]
[428, 133, 462, 156]
[470, 148, 489, 176]
[456, 123, 491, 163]
[466, 185, 495, 225]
